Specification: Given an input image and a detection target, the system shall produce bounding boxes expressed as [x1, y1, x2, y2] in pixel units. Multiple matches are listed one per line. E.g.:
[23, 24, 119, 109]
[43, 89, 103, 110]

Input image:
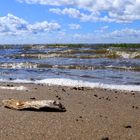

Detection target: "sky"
[0, 0, 140, 44]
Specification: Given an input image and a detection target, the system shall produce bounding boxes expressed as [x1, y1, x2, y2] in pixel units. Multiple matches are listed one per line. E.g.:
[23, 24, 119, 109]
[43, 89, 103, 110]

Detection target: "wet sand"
[0, 83, 140, 140]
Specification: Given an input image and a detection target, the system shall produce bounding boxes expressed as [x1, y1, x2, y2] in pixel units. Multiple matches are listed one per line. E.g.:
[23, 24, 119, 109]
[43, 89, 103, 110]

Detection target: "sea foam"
[0, 78, 139, 92]
[0, 86, 27, 91]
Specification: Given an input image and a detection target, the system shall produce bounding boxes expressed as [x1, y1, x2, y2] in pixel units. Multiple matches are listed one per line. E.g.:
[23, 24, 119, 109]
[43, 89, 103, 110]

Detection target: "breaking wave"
[0, 78, 140, 92]
[0, 62, 139, 71]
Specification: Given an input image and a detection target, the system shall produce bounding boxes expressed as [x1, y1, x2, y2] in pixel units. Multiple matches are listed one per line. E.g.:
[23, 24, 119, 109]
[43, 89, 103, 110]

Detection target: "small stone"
[132, 106, 135, 108]
[30, 97, 36, 100]
[101, 137, 109, 140]
[94, 94, 98, 97]
[73, 87, 78, 90]
[125, 125, 132, 128]
[62, 88, 66, 92]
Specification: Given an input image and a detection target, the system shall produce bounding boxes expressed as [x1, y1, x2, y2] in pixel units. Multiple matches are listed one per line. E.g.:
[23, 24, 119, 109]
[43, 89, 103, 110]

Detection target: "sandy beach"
[0, 83, 140, 140]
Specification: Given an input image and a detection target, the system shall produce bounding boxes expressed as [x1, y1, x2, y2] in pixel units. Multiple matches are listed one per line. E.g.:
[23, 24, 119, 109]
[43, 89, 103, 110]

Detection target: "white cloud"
[95, 26, 109, 33]
[0, 13, 61, 36]
[61, 28, 140, 43]
[50, 8, 83, 19]
[18, 0, 140, 23]
[68, 24, 81, 30]
[108, 28, 140, 38]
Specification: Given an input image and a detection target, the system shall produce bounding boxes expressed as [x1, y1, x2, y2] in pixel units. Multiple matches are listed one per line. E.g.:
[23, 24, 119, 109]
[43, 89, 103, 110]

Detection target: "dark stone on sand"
[7, 84, 14, 87]
[115, 91, 118, 93]
[34, 87, 37, 90]
[30, 97, 36, 100]
[72, 87, 84, 91]
[62, 88, 66, 92]
[125, 125, 132, 128]
[132, 106, 139, 109]
[99, 97, 102, 99]
[56, 95, 61, 100]
[79, 116, 82, 118]
[79, 87, 84, 90]
[101, 137, 109, 140]
[76, 119, 78, 122]
[106, 97, 111, 101]
[94, 94, 98, 97]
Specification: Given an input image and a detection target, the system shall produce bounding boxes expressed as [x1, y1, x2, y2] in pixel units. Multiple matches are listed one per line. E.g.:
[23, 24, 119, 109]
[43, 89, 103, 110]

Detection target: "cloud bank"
[18, 0, 140, 23]
[0, 13, 61, 36]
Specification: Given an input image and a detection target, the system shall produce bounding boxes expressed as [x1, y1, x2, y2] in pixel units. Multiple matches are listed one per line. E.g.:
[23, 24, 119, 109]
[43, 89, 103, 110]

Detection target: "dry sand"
[0, 83, 140, 140]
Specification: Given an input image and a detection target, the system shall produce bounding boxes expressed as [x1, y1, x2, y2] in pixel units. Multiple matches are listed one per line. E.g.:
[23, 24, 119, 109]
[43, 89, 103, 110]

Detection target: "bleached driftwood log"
[2, 99, 66, 112]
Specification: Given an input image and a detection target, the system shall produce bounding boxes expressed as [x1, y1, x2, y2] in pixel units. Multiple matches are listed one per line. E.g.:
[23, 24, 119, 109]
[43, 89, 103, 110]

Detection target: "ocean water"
[0, 44, 140, 91]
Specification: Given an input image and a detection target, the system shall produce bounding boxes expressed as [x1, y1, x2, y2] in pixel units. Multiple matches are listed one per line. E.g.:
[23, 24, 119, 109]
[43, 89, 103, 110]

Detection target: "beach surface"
[0, 83, 140, 140]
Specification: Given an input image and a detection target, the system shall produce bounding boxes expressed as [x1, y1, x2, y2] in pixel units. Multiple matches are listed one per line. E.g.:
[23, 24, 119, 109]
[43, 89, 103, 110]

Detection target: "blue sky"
[0, 0, 140, 44]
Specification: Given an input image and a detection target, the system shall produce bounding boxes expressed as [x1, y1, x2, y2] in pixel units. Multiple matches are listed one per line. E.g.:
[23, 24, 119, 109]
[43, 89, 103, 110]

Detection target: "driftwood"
[2, 99, 66, 112]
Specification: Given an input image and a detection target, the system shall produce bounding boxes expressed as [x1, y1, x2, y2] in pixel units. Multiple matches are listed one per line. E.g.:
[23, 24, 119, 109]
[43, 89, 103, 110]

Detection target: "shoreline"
[0, 79, 140, 92]
[0, 82, 140, 140]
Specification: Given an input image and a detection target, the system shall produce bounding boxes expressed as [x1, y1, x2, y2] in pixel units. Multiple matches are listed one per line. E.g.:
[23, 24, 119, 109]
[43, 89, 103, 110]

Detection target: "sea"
[0, 44, 140, 91]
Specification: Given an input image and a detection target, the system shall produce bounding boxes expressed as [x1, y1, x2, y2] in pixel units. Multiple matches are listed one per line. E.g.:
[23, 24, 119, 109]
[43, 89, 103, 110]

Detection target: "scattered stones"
[76, 116, 83, 122]
[72, 87, 84, 91]
[56, 95, 61, 100]
[132, 106, 139, 109]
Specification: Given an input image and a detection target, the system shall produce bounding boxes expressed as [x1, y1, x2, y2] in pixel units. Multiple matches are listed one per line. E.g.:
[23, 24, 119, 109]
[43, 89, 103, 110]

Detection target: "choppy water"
[0, 44, 140, 91]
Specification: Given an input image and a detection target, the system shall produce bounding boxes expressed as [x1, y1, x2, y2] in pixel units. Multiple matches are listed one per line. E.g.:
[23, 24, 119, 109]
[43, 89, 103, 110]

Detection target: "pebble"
[125, 125, 132, 128]
[101, 137, 109, 140]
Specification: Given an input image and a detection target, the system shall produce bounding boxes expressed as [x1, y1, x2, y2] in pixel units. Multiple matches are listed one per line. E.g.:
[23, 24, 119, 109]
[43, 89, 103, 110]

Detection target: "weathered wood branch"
[2, 99, 66, 112]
